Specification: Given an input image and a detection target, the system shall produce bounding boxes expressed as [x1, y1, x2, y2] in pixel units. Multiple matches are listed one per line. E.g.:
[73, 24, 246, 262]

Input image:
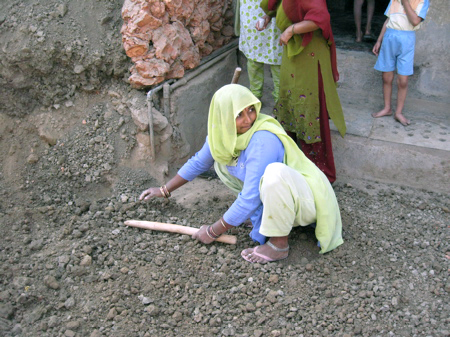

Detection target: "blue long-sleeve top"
[177, 130, 285, 244]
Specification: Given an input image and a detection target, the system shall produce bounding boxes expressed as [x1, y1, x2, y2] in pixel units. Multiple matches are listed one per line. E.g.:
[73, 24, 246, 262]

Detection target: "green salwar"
[247, 59, 281, 101]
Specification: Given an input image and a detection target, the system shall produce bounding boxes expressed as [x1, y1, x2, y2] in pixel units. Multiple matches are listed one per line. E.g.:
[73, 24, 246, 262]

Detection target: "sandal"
[363, 33, 376, 42]
[241, 241, 289, 264]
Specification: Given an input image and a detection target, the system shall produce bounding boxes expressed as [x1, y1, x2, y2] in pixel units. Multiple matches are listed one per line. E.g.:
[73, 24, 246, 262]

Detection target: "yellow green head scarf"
[207, 84, 293, 166]
[207, 84, 261, 165]
[206, 84, 343, 254]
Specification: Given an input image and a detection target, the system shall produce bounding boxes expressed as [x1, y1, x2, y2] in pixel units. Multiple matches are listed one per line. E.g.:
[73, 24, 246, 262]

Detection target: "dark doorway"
[327, 0, 390, 51]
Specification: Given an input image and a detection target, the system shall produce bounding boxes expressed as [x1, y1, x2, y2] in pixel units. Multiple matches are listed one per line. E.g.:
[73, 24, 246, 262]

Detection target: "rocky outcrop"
[121, 0, 234, 88]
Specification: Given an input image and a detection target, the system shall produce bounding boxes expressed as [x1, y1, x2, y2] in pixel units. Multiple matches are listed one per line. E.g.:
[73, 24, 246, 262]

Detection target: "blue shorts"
[374, 28, 416, 76]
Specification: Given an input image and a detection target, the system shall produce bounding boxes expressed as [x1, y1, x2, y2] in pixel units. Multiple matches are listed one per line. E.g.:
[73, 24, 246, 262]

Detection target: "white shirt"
[385, 0, 430, 31]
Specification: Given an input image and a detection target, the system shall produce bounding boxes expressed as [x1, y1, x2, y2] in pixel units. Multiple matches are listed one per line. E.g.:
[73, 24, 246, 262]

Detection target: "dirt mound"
[0, 0, 128, 116]
[1, 157, 449, 336]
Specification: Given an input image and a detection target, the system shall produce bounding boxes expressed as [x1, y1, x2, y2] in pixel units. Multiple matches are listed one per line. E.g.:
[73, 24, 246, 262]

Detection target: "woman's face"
[236, 105, 257, 134]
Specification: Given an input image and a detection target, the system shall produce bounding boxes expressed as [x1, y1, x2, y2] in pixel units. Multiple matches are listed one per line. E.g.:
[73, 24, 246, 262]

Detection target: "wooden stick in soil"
[124, 220, 237, 245]
[231, 67, 242, 84]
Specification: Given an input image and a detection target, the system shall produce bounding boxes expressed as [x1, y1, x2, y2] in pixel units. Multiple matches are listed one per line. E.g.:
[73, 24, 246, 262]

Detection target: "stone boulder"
[121, 0, 234, 88]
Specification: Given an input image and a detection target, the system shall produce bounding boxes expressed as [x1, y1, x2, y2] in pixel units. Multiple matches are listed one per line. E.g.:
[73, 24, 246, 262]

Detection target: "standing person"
[234, 0, 283, 102]
[354, 0, 376, 42]
[372, 0, 430, 126]
[139, 84, 343, 264]
[258, 0, 346, 184]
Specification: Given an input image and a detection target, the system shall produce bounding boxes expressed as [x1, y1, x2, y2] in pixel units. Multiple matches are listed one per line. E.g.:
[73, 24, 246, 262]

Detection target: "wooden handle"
[231, 67, 242, 84]
[124, 220, 237, 245]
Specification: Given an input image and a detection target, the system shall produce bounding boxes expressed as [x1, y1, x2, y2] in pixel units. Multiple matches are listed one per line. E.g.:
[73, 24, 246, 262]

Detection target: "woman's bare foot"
[355, 30, 363, 43]
[241, 241, 289, 264]
[371, 108, 392, 118]
[394, 113, 410, 126]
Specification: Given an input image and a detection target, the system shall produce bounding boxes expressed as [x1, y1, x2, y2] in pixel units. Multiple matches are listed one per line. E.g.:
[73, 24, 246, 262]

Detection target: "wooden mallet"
[124, 220, 237, 245]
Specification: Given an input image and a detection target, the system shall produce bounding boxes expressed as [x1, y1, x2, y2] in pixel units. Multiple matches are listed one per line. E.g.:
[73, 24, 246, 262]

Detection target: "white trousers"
[259, 163, 317, 237]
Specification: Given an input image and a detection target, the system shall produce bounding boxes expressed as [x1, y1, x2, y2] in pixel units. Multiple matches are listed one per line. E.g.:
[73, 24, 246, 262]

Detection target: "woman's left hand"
[192, 225, 216, 244]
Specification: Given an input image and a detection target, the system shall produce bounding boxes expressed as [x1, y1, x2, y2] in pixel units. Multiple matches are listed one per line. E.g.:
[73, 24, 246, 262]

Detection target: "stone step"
[331, 88, 449, 193]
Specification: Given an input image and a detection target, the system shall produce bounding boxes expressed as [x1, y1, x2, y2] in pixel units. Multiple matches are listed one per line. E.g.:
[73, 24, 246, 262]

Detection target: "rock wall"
[121, 0, 234, 88]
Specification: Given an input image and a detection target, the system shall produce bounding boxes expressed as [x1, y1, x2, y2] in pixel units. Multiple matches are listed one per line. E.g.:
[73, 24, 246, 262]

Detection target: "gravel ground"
[0, 96, 449, 337]
[1, 1, 448, 336]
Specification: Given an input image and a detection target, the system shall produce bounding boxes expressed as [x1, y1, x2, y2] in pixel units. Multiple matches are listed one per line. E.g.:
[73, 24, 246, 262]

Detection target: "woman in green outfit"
[258, 0, 346, 183]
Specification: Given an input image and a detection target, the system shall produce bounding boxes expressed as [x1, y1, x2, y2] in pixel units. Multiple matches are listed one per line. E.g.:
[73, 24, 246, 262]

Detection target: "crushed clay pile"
[0, 91, 449, 335]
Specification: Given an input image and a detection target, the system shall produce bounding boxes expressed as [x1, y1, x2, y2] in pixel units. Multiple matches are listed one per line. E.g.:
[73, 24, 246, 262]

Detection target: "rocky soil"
[0, 1, 449, 337]
[0, 87, 449, 336]
[1, 120, 449, 336]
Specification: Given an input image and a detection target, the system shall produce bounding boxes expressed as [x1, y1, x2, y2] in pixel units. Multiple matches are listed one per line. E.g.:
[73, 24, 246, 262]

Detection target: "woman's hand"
[139, 187, 164, 201]
[279, 24, 294, 46]
[279, 21, 319, 46]
[192, 225, 216, 244]
[256, 15, 271, 31]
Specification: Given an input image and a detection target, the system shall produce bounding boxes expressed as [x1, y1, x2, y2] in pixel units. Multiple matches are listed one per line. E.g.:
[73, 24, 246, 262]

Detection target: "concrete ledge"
[332, 132, 450, 193]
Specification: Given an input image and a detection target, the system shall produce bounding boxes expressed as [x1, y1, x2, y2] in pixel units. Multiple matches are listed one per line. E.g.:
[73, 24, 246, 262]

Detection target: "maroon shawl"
[268, 0, 339, 82]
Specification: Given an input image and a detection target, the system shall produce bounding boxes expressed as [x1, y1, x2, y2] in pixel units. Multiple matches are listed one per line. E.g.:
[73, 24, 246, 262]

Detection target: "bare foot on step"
[394, 114, 410, 126]
[355, 30, 363, 43]
[372, 108, 392, 118]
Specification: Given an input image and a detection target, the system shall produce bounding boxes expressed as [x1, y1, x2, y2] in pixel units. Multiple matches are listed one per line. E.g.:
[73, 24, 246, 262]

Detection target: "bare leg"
[354, 0, 364, 42]
[372, 71, 394, 118]
[394, 74, 410, 125]
[365, 0, 375, 35]
[241, 236, 289, 264]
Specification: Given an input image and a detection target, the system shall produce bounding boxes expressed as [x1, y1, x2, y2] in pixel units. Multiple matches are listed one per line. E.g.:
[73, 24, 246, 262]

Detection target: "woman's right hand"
[139, 187, 164, 201]
[192, 225, 216, 244]
[256, 15, 271, 31]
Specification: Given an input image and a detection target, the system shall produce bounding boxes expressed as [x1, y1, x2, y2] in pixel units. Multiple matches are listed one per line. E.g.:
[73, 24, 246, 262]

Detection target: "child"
[234, 0, 283, 103]
[372, 0, 430, 126]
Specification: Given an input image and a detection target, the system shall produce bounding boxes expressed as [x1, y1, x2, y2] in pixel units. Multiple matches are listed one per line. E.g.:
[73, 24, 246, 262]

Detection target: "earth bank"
[0, 86, 449, 336]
